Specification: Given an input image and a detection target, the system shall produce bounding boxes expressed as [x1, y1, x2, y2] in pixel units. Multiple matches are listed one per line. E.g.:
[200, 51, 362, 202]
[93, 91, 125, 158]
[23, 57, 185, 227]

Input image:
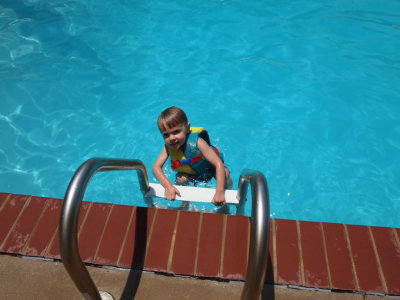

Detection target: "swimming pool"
[1, 0, 399, 227]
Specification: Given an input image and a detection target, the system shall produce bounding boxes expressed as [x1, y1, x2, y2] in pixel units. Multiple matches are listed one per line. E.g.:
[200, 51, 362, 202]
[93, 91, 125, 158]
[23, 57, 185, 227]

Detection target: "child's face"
[160, 123, 189, 150]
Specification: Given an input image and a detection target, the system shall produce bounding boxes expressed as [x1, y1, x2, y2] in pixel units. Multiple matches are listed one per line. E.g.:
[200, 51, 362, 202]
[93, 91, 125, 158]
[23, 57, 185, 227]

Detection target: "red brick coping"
[1, 193, 399, 295]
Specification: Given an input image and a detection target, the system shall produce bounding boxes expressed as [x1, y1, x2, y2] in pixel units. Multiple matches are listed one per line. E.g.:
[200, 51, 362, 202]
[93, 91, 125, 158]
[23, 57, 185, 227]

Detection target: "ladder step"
[147, 183, 239, 204]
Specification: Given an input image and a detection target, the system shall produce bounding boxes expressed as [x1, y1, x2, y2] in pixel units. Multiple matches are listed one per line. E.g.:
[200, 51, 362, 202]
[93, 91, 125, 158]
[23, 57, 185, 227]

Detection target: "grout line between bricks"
[368, 226, 388, 294]
[166, 210, 181, 273]
[320, 222, 333, 289]
[343, 224, 360, 291]
[193, 213, 204, 275]
[0, 193, 12, 213]
[77, 202, 93, 238]
[219, 214, 227, 277]
[93, 204, 114, 262]
[296, 221, 305, 286]
[143, 208, 158, 264]
[44, 222, 59, 257]
[271, 219, 277, 283]
[116, 207, 135, 266]
[392, 228, 400, 251]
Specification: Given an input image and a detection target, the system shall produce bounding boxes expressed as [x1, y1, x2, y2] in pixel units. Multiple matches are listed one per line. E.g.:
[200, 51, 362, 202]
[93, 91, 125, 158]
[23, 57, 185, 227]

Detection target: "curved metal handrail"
[237, 169, 270, 300]
[59, 158, 149, 300]
[60, 159, 269, 300]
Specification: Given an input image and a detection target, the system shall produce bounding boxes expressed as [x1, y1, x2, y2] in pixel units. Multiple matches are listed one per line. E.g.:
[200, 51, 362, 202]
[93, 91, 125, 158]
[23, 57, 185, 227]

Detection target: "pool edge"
[0, 193, 399, 296]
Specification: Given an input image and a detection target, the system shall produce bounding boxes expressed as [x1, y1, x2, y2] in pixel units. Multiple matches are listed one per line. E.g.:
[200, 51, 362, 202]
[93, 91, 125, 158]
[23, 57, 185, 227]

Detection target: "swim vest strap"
[171, 146, 220, 170]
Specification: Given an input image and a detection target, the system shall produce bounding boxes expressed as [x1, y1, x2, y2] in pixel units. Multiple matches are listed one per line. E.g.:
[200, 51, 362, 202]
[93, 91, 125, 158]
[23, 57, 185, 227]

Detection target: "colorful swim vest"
[167, 127, 220, 177]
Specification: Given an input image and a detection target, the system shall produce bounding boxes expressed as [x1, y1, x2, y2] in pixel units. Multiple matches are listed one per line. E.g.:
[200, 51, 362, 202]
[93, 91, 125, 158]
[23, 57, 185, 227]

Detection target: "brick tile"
[323, 223, 357, 291]
[2, 196, 47, 254]
[24, 198, 63, 257]
[222, 215, 249, 280]
[300, 221, 330, 288]
[45, 200, 92, 260]
[144, 208, 178, 272]
[77, 203, 113, 263]
[195, 213, 224, 278]
[94, 205, 134, 266]
[118, 207, 155, 269]
[170, 211, 201, 275]
[370, 227, 400, 295]
[0, 194, 30, 250]
[275, 219, 301, 285]
[347, 225, 385, 293]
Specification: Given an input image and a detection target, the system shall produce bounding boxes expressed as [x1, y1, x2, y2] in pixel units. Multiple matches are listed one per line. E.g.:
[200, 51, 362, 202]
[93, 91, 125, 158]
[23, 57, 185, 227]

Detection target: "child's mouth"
[169, 141, 179, 148]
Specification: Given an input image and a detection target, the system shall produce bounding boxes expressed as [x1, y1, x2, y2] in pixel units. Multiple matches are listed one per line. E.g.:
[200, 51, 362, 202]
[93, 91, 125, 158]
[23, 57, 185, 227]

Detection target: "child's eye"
[163, 133, 170, 138]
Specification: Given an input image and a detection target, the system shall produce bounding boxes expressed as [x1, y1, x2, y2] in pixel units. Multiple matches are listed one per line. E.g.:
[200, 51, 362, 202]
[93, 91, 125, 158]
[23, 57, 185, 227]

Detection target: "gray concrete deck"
[1, 254, 394, 300]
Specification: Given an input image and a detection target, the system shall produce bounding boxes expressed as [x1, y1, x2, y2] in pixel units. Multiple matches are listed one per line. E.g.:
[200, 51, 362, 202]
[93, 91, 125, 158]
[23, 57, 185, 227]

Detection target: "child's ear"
[187, 122, 191, 133]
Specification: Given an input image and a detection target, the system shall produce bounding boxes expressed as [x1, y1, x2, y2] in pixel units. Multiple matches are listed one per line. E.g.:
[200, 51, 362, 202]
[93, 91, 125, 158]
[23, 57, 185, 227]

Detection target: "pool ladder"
[59, 158, 270, 300]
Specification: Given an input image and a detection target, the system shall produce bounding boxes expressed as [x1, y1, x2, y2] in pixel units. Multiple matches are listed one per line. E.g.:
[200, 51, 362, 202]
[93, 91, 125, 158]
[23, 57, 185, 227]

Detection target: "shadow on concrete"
[119, 206, 275, 300]
[261, 253, 275, 300]
[120, 207, 148, 300]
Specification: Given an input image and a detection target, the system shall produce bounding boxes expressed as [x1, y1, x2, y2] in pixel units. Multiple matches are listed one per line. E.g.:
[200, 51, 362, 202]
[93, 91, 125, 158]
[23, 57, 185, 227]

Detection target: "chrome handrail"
[59, 159, 269, 300]
[59, 158, 149, 300]
[237, 169, 270, 300]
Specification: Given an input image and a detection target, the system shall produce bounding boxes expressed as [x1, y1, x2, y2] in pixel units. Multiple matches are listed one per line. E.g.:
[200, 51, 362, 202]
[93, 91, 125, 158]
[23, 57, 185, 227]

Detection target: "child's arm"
[197, 138, 226, 206]
[152, 146, 181, 200]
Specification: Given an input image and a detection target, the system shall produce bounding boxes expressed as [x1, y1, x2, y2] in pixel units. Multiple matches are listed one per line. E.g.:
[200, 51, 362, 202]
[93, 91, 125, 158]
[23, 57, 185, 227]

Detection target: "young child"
[152, 106, 232, 206]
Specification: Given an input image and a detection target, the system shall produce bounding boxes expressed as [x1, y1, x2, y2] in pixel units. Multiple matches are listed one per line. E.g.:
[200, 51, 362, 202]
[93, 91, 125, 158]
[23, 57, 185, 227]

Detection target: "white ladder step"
[147, 183, 239, 204]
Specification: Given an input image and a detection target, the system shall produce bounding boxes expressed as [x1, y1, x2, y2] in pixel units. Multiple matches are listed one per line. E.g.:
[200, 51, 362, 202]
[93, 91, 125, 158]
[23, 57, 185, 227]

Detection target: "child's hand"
[212, 190, 226, 206]
[164, 185, 181, 201]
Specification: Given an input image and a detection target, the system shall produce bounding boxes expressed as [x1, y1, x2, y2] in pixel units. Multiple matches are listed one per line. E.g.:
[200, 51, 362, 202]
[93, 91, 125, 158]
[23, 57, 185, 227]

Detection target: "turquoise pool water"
[1, 0, 399, 227]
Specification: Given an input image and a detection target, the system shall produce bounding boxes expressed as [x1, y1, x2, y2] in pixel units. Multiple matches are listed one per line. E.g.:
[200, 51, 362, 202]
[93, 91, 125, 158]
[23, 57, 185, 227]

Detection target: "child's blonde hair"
[157, 106, 188, 131]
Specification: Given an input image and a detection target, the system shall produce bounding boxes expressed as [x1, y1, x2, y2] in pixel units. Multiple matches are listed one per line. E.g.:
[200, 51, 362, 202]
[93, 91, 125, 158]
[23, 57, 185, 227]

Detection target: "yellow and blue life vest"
[167, 127, 220, 177]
